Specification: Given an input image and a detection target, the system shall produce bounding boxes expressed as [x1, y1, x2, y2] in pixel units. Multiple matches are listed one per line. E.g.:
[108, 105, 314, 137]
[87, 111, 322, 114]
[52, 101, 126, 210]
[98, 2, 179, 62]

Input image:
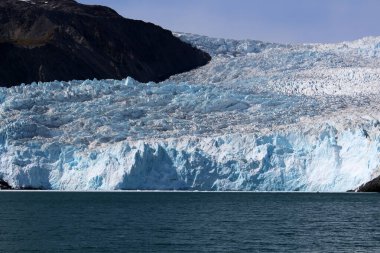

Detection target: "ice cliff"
[1, 34, 380, 191]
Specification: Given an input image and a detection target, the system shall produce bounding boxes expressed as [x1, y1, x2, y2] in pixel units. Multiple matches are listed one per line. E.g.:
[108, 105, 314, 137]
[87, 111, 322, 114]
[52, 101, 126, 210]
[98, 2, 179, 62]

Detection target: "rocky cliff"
[0, 0, 211, 87]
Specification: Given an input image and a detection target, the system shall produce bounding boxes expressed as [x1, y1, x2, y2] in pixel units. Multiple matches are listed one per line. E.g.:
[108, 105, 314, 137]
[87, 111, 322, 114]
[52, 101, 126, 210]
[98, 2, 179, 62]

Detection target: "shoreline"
[0, 190, 375, 193]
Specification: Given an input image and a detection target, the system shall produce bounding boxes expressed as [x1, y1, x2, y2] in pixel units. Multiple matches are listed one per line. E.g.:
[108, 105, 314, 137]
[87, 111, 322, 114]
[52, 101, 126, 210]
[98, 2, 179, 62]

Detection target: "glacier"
[1, 34, 380, 191]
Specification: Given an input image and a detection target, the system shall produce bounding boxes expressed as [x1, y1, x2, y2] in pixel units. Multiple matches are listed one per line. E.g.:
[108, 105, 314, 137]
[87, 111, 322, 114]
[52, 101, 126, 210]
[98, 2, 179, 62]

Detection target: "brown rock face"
[0, 0, 211, 87]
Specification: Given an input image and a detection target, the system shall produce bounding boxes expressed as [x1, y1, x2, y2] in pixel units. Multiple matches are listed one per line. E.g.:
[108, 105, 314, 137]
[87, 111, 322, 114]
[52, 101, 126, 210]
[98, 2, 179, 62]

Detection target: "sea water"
[0, 192, 379, 252]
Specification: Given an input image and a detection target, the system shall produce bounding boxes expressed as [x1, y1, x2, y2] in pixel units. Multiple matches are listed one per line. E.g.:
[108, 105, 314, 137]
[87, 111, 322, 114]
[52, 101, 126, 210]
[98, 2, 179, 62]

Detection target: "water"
[0, 192, 379, 252]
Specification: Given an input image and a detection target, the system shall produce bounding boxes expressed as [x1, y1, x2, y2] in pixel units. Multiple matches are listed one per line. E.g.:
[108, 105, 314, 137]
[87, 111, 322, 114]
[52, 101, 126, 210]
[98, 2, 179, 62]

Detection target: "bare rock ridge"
[356, 176, 380, 192]
[0, 0, 211, 87]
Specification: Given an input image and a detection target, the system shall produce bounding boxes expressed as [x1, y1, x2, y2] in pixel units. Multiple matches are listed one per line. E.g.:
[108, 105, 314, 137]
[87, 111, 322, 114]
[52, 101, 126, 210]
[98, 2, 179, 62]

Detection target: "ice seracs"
[1, 34, 380, 191]
[172, 33, 380, 96]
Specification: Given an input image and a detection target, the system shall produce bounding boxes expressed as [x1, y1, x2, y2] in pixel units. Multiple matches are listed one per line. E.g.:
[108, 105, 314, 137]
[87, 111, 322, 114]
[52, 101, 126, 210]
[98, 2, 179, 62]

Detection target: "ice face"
[1, 34, 380, 191]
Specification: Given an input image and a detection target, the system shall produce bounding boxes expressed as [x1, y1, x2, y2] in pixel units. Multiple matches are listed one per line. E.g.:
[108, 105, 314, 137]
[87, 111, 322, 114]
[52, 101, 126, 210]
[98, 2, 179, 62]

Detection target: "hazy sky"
[79, 0, 380, 44]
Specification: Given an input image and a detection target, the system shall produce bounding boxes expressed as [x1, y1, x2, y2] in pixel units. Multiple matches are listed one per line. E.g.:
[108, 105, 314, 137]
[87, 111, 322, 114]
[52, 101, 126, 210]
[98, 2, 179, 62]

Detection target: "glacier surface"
[1, 34, 380, 191]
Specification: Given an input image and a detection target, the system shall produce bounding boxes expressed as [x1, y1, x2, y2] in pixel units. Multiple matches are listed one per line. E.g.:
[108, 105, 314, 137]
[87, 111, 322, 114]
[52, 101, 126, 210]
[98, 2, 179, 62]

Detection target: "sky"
[79, 0, 380, 44]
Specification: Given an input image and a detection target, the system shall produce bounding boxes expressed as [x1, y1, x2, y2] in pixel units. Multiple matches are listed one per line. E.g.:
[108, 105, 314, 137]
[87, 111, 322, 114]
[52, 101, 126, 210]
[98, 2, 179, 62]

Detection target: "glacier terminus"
[1, 33, 380, 191]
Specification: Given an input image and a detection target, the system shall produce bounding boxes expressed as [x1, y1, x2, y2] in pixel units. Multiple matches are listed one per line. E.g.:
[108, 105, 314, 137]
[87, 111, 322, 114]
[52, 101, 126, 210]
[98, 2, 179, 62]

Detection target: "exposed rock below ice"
[356, 175, 380, 192]
[0, 179, 12, 190]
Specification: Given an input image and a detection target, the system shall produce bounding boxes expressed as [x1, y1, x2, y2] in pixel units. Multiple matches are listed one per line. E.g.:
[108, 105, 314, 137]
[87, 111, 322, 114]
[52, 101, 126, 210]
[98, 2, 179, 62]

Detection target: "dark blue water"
[0, 192, 379, 252]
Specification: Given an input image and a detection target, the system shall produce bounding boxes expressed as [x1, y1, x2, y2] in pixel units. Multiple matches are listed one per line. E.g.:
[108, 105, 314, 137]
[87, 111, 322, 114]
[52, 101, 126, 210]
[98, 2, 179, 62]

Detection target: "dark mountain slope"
[0, 0, 211, 87]
[356, 176, 380, 192]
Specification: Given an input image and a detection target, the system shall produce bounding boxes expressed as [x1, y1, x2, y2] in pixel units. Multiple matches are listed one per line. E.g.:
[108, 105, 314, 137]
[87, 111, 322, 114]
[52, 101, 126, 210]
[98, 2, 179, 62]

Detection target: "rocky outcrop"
[0, 179, 12, 190]
[0, 0, 211, 87]
[356, 176, 380, 192]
